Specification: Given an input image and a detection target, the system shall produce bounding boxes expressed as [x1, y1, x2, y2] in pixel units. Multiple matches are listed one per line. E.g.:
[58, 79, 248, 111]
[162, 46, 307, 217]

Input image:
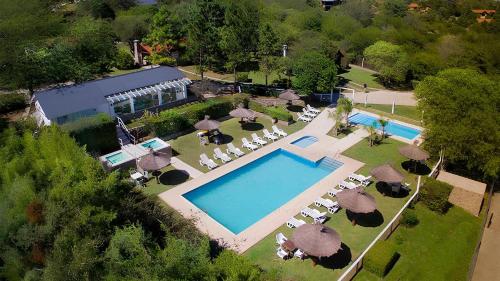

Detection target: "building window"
[56, 108, 97, 124]
[134, 93, 158, 111]
[113, 100, 132, 115]
[161, 88, 177, 104]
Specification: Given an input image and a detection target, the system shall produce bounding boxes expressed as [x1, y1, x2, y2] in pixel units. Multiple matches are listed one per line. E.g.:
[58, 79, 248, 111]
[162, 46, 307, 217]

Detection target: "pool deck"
[158, 108, 421, 252]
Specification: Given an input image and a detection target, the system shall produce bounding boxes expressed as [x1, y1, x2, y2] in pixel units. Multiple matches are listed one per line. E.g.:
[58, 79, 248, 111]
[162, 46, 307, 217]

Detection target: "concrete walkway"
[472, 192, 500, 281]
[345, 90, 417, 106]
[171, 157, 204, 179]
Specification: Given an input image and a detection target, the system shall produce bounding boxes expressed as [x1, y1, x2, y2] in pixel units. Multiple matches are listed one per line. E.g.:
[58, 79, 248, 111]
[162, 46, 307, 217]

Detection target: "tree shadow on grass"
[286, 105, 304, 112]
[346, 209, 384, 227]
[376, 182, 410, 198]
[158, 169, 189, 186]
[315, 243, 352, 269]
[241, 122, 264, 131]
[401, 160, 431, 175]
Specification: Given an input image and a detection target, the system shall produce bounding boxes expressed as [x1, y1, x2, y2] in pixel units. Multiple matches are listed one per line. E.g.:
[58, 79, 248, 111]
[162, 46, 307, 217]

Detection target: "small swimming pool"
[291, 136, 319, 148]
[141, 139, 163, 149]
[106, 152, 126, 164]
[349, 113, 421, 140]
[183, 149, 343, 234]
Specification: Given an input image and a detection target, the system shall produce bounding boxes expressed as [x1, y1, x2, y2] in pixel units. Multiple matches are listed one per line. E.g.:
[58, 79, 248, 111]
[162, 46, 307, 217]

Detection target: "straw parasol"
[292, 224, 341, 258]
[399, 144, 429, 161]
[279, 89, 300, 104]
[194, 115, 220, 131]
[370, 164, 405, 183]
[229, 105, 255, 121]
[137, 149, 171, 183]
[336, 187, 377, 214]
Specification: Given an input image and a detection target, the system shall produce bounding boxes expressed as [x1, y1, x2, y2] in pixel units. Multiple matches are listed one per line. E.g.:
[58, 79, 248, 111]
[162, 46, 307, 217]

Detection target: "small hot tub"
[291, 136, 318, 148]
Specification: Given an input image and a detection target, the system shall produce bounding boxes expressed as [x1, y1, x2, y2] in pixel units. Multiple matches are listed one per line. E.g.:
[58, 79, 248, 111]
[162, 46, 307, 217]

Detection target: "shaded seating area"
[230, 105, 256, 124]
[136, 149, 171, 184]
[398, 144, 430, 174]
[337, 187, 382, 227]
[371, 164, 410, 197]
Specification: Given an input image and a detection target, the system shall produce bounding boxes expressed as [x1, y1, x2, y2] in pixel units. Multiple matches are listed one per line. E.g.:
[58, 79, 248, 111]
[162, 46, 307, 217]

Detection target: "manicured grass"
[356, 104, 422, 126]
[327, 126, 355, 139]
[244, 71, 282, 85]
[107, 67, 143, 77]
[244, 138, 421, 280]
[340, 67, 385, 90]
[179, 65, 234, 82]
[168, 117, 307, 173]
[142, 165, 191, 196]
[354, 202, 482, 281]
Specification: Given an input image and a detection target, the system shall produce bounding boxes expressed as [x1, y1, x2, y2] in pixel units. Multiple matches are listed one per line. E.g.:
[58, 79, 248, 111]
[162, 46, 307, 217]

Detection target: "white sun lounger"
[297, 113, 312, 122]
[276, 232, 287, 245]
[328, 187, 342, 197]
[314, 197, 336, 208]
[327, 202, 341, 214]
[242, 138, 258, 151]
[348, 173, 372, 186]
[272, 125, 288, 137]
[339, 180, 361, 190]
[303, 108, 317, 118]
[251, 133, 267, 146]
[213, 148, 232, 163]
[294, 248, 305, 259]
[199, 153, 218, 170]
[227, 142, 245, 157]
[263, 129, 279, 142]
[286, 217, 306, 228]
[307, 104, 321, 114]
[277, 247, 289, 259]
[300, 207, 327, 224]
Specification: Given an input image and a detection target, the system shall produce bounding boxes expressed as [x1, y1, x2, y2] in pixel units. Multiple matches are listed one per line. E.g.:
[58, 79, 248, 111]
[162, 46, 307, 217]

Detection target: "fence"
[337, 176, 422, 281]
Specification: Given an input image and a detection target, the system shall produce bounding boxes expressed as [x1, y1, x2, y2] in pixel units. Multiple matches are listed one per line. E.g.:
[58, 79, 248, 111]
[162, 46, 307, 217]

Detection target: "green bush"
[61, 113, 119, 154]
[249, 100, 265, 113]
[420, 178, 453, 214]
[114, 48, 135, 70]
[232, 93, 250, 108]
[0, 93, 26, 114]
[142, 98, 233, 137]
[265, 106, 293, 122]
[401, 209, 419, 227]
[364, 241, 400, 277]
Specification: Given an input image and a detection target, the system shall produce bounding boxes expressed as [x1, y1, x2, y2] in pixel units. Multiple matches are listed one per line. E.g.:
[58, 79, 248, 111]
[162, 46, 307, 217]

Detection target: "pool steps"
[318, 157, 343, 171]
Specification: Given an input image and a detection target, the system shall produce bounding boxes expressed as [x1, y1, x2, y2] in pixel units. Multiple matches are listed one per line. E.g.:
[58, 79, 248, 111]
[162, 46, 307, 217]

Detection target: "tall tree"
[258, 23, 281, 87]
[186, 0, 225, 81]
[337, 97, 353, 126]
[364, 41, 410, 86]
[219, 0, 259, 89]
[415, 68, 500, 177]
[292, 52, 338, 95]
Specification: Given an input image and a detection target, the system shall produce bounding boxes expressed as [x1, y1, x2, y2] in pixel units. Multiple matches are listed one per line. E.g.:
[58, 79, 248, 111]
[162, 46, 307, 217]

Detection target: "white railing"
[428, 150, 443, 178]
[117, 116, 136, 144]
[337, 176, 422, 281]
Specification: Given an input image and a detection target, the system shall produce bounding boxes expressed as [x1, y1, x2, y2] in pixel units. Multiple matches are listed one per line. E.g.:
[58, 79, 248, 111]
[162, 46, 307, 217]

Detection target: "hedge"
[364, 241, 400, 277]
[248, 100, 265, 113]
[401, 209, 419, 227]
[61, 113, 119, 154]
[0, 93, 26, 114]
[264, 106, 293, 122]
[143, 98, 233, 137]
[419, 178, 453, 214]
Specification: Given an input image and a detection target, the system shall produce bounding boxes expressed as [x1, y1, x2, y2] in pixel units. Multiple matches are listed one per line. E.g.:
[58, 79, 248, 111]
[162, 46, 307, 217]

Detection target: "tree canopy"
[364, 41, 410, 86]
[292, 52, 338, 95]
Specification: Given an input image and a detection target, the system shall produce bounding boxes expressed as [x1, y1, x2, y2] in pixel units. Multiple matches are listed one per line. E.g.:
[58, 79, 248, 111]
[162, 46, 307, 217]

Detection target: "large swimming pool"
[183, 149, 343, 234]
[349, 113, 421, 140]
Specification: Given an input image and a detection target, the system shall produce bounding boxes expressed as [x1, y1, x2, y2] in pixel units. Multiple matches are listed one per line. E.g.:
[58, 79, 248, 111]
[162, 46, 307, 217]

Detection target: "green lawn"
[244, 71, 282, 85]
[355, 104, 422, 126]
[244, 138, 422, 281]
[142, 165, 191, 196]
[354, 202, 482, 281]
[168, 117, 307, 173]
[340, 67, 385, 90]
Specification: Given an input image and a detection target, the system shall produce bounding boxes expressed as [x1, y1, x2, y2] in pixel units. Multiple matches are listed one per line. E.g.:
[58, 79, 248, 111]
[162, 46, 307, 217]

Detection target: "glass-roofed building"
[33, 66, 191, 125]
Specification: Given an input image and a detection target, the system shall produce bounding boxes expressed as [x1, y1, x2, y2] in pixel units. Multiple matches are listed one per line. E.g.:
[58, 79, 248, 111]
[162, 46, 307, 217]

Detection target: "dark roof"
[137, 0, 157, 5]
[34, 66, 185, 119]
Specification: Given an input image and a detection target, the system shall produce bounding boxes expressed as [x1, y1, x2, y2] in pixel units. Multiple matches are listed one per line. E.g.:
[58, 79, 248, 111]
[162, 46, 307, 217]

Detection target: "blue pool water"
[291, 136, 319, 148]
[349, 113, 421, 140]
[141, 139, 162, 149]
[106, 152, 126, 164]
[183, 149, 343, 234]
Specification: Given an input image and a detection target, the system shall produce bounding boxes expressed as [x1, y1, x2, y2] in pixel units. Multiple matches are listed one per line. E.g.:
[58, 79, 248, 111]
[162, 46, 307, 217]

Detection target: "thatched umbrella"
[399, 144, 429, 172]
[370, 164, 405, 183]
[292, 224, 341, 258]
[194, 115, 220, 131]
[229, 105, 255, 122]
[279, 89, 300, 105]
[137, 149, 171, 183]
[337, 187, 377, 214]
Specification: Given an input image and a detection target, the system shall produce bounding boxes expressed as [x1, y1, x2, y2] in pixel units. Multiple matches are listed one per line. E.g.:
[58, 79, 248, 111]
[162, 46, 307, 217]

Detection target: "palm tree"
[364, 125, 376, 146]
[329, 110, 343, 136]
[337, 98, 353, 126]
[378, 118, 388, 138]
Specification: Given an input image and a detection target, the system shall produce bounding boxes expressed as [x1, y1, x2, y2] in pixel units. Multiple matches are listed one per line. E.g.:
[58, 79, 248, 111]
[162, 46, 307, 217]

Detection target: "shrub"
[265, 106, 293, 122]
[146, 110, 189, 137]
[248, 100, 265, 113]
[419, 178, 453, 214]
[114, 48, 135, 70]
[401, 209, 419, 227]
[232, 93, 250, 108]
[61, 113, 119, 154]
[364, 241, 400, 277]
[0, 93, 26, 114]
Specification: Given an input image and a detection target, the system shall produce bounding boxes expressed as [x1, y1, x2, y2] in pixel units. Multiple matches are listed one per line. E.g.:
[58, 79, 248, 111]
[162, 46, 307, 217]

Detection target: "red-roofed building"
[472, 9, 496, 23]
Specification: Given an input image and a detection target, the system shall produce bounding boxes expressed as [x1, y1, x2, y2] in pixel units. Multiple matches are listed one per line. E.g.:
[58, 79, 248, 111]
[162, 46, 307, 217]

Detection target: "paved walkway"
[345, 90, 417, 106]
[472, 192, 500, 281]
[171, 157, 204, 179]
